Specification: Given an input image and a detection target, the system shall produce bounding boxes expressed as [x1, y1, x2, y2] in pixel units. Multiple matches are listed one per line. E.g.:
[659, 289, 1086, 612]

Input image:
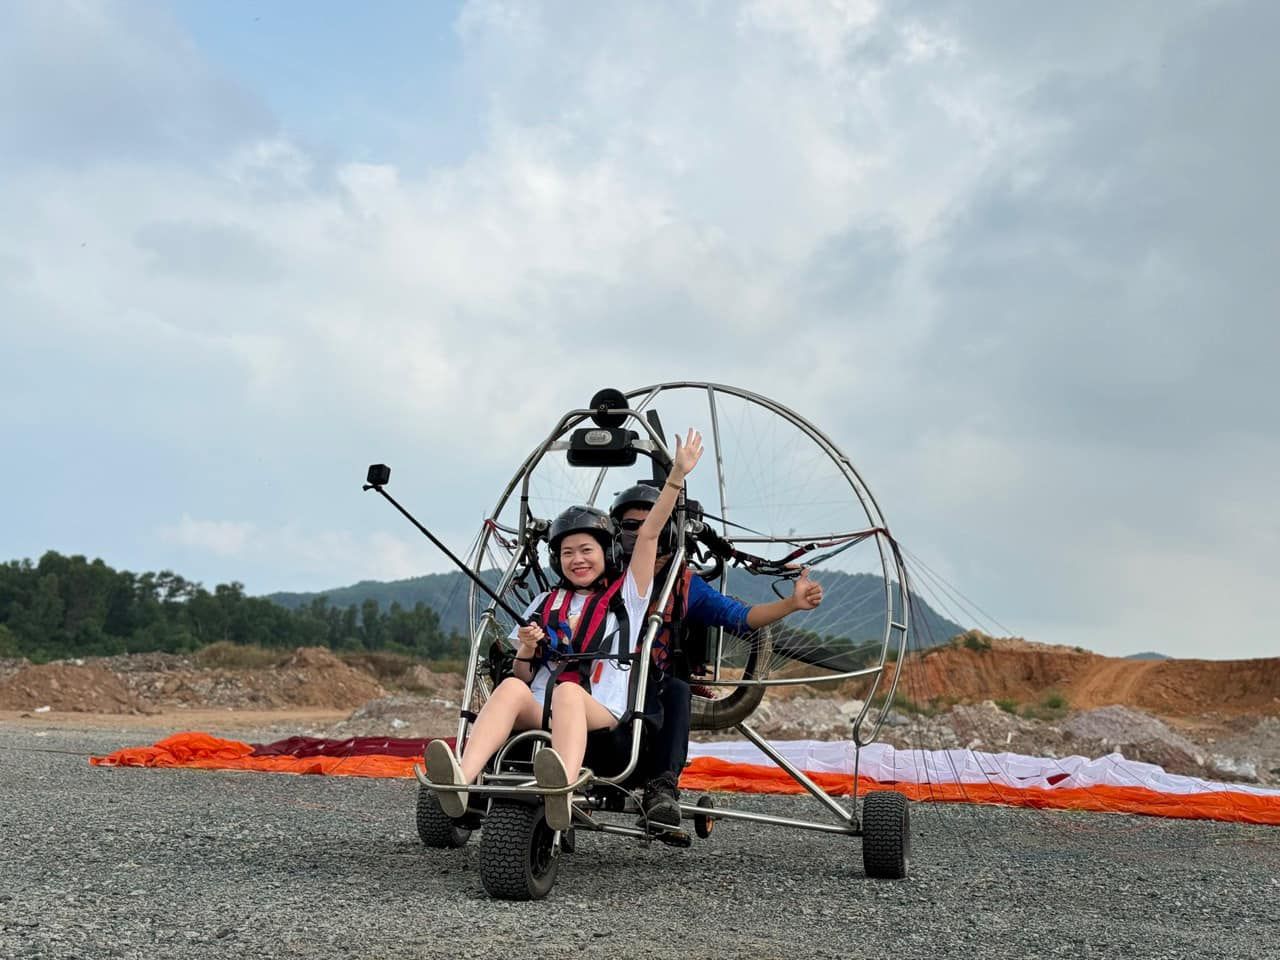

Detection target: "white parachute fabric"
[686, 739, 1280, 797]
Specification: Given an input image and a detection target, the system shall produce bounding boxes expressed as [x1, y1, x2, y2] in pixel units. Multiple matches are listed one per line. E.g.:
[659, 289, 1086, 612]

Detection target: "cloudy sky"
[2, 0, 1275, 660]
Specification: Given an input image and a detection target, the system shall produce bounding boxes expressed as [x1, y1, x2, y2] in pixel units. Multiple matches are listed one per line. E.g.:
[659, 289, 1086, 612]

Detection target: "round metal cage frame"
[464, 382, 910, 746]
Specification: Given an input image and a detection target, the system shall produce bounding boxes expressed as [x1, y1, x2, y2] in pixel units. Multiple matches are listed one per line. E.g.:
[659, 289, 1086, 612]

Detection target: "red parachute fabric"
[88, 733, 1280, 826]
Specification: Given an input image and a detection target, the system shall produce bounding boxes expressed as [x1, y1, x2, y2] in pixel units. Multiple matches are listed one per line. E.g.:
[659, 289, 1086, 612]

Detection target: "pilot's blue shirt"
[685, 574, 750, 633]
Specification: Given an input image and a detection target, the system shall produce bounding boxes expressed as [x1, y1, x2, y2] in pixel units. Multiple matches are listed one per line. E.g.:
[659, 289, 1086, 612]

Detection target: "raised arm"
[628, 429, 703, 596]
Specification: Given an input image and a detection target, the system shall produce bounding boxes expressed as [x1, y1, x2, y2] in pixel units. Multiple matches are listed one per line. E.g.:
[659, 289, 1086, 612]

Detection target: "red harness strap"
[535, 577, 627, 684]
[538, 588, 577, 647]
[648, 566, 693, 671]
[576, 577, 625, 653]
[532, 577, 629, 726]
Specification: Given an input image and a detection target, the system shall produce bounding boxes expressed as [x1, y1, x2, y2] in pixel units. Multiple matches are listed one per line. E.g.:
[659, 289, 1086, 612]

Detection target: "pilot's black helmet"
[609, 480, 677, 557]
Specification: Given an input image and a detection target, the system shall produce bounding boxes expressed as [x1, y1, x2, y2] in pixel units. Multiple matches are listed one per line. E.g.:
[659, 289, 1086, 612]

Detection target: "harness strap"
[575, 577, 625, 655]
[648, 566, 692, 672]
[535, 577, 628, 728]
[534, 588, 575, 667]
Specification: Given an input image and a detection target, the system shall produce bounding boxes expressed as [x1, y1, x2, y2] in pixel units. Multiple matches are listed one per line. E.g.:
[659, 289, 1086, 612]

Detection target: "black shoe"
[640, 772, 682, 828]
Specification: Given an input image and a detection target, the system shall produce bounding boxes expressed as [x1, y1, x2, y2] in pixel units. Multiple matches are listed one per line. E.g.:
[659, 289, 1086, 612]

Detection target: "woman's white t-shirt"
[510, 570, 650, 720]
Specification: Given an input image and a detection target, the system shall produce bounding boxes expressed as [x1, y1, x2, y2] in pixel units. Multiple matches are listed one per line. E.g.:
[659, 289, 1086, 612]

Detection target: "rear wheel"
[479, 801, 559, 900]
[861, 791, 910, 879]
[689, 626, 772, 731]
[693, 795, 716, 839]
[415, 785, 472, 849]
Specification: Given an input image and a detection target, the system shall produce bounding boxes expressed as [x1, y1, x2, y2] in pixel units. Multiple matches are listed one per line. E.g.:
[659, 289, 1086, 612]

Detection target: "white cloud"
[159, 515, 254, 557]
[3, 0, 1277, 659]
[738, 0, 880, 70]
[156, 515, 434, 586]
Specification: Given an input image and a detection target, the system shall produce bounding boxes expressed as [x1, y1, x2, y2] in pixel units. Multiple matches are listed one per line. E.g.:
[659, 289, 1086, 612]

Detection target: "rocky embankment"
[882, 634, 1280, 717]
[3, 644, 1278, 787]
[734, 695, 1279, 785]
[0, 647, 386, 713]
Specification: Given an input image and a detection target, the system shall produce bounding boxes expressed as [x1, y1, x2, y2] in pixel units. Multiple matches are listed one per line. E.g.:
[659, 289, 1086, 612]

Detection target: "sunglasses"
[617, 518, 645, 531]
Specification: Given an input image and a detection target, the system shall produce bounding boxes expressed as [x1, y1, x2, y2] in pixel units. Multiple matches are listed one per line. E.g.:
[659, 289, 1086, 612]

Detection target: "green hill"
[266, 569, 966, 649]
[0, 551, 464, 663]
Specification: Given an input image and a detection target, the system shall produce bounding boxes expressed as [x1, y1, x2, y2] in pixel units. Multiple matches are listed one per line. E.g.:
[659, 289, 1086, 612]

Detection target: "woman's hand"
[516, 623, 545, 652]
[670, 428, 703, 479]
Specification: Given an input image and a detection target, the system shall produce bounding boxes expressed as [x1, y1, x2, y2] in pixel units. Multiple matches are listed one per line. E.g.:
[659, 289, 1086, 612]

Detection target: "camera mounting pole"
[362, 464, 531, 626]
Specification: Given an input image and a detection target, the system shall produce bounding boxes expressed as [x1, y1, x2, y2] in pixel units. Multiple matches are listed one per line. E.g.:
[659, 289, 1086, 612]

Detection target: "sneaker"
[424, 740, 468, 819]
[640, 772, 682, 828]
[533, 747, 573, 832]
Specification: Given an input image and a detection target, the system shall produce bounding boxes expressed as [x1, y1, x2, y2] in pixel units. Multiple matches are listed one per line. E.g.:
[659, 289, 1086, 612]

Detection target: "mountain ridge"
[266, 568, 967, 647]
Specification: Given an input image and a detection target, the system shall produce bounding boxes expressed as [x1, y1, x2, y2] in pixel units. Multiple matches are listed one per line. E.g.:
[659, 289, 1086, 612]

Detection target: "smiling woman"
[547, 507, 620, 592]
[421, 433, 702, 833]
[558, 534, 604, 586]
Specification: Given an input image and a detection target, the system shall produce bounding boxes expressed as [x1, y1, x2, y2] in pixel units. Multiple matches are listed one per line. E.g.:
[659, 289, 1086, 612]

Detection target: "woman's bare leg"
[459, 677, 544, 783]
[548, 681, 618, 779]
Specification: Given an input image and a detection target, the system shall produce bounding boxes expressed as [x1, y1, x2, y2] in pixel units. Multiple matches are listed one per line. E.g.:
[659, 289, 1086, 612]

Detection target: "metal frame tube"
[468, 384, 911, 720]
[692, 665, 883, 688]
[706, 384, 730, 683]
[455, 546, 529, 749]
[630, 383, 908, 726]
[594, 539, 686, 787]
[735, 720, 855, 826]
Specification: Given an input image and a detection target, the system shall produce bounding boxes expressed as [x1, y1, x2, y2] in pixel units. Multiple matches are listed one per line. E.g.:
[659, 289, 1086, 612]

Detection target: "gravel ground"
[2, 723, 1277, 960]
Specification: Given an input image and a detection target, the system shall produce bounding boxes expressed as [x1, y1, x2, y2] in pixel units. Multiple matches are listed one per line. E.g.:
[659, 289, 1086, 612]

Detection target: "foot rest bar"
[413, 763, 591, 797]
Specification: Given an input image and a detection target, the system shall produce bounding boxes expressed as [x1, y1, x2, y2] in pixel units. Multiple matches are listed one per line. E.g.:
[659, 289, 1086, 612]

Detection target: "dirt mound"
[0, 662, 148, 714]
[1062, 705, 1212, 775]
[285, 646, 344, 671]
[864, 700, 1245, 781]
[99, 652, 196, 674]
[1071, 656, 1280, 715]
[0, 650, 384, 716]
[83, 646, 387, 712]
[396, 664, 465, 697]
[703, 695, 866, 742]
[1211, 715, 1280, 783]
[322, 694, 463, 740]
[275, 647, 386, 708]
[884, 636, 1280, 718]
[0, 657, 29, 682]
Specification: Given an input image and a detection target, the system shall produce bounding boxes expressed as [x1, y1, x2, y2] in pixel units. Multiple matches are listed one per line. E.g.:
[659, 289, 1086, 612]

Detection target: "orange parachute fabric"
[90, 732, 435, 779]
[678, 757, 1280, 826]
[89, 733, 1280, 826]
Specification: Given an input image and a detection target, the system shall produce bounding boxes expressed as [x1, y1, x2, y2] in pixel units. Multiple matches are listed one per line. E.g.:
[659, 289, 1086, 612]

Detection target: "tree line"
[0, 551, 468, 663]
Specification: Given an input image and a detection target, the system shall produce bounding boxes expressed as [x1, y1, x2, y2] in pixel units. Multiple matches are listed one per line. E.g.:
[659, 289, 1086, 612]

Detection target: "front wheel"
[479, 801, 560, 900]
[416, 786, 472, 849]
[861, 791, 910, 879]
